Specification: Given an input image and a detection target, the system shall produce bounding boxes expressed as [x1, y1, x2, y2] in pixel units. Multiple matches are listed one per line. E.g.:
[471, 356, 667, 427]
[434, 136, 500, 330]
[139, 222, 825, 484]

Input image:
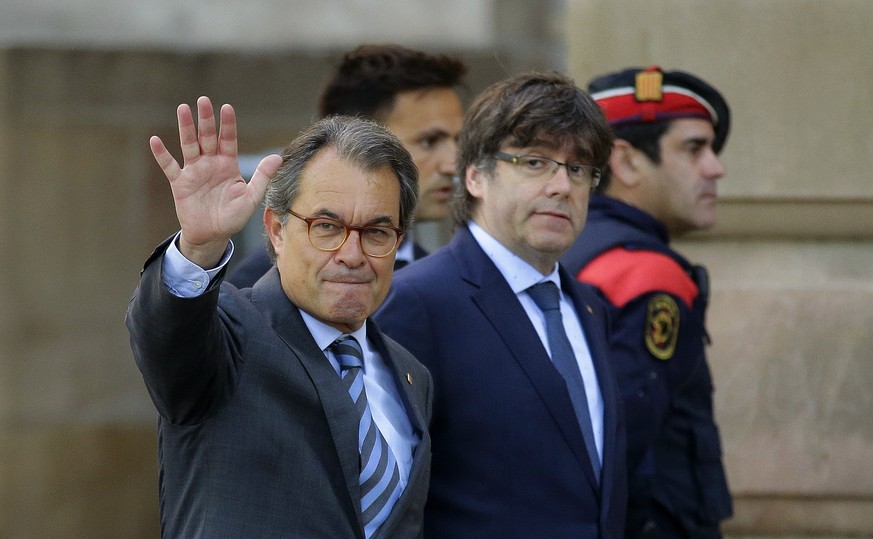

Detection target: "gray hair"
[263, 115, 419, 260]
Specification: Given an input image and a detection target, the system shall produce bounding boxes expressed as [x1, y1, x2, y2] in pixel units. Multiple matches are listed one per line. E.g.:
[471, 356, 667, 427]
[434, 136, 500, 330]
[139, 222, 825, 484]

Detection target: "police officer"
[562, 66, 733, 538]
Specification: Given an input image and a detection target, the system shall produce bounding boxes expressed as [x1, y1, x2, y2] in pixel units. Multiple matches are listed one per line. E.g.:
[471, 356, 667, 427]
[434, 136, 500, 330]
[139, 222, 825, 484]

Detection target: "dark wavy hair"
[453, 71, 614, 225]
[594, 121, 670, 193]
[318, 44, 467, 120]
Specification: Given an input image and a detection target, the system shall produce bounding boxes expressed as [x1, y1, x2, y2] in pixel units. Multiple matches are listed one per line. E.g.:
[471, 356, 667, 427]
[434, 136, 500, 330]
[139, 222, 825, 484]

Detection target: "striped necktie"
[527, 281, 601, 484]
[330, 335, 403, 536]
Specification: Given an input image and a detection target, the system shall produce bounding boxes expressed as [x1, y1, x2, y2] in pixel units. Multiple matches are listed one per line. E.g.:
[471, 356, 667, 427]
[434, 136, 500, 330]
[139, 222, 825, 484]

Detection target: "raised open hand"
[150, 96, 283, 268]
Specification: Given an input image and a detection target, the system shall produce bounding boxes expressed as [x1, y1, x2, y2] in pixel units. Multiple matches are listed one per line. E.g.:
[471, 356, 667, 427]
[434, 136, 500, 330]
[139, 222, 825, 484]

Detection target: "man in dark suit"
[374, 72, 627, 538]
[126, 97, 432, 538]
[228, 44, 467, 286]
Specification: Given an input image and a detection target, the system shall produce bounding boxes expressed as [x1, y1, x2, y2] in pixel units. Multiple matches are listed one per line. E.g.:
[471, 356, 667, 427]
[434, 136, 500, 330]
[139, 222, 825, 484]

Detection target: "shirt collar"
[300, 309, 370, 359]
[467, 220, 561, 294]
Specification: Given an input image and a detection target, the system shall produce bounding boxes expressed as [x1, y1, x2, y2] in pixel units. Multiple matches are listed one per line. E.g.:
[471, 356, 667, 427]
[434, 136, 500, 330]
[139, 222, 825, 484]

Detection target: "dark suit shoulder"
[566, 279, 607, 314]
[226, 248, 272, 289]
[394, 243, 455, 281]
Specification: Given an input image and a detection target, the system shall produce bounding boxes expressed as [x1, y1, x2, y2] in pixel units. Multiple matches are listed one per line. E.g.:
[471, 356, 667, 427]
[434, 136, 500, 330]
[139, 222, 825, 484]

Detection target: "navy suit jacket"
[126, 238, 433, 538]
[374, 225, 627, 539]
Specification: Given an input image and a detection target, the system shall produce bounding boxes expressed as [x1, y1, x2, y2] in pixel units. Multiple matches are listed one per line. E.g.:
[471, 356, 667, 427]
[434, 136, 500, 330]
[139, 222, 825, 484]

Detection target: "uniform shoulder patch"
[577, 247, 698, 308]
[645, 294, 680, 360]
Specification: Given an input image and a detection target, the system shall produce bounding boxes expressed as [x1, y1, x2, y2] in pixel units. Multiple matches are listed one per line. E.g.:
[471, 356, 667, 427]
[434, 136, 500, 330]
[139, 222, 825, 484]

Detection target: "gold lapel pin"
[406, 373, 413, 385]
[586, 305, 593, 314]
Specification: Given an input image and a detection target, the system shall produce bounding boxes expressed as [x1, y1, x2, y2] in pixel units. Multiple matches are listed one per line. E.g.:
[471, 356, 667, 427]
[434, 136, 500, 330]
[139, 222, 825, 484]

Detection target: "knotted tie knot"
[527, 281, 561, 312]
[332, 335, 364, 372]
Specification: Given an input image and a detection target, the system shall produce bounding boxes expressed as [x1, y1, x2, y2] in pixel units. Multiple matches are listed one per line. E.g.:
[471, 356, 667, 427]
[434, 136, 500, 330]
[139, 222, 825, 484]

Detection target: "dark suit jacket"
[374, 225, 627, 539]
[227, 240, 428, 288]
[125, 239, 433, 538]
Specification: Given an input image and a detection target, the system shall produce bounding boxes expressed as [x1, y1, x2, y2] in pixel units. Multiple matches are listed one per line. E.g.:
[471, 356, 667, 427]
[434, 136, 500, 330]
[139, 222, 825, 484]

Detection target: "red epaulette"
[577, 247, 698, 308]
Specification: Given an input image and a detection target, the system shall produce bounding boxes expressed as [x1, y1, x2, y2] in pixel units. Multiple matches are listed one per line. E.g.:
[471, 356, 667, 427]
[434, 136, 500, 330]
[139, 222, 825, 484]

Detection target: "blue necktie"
[527, 282, 601, 483]
[330, 335, 403, 537]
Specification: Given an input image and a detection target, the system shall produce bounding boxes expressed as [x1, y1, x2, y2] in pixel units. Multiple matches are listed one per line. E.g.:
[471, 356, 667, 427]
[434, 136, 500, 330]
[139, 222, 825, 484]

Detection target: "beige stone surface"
[1, 51, 13, 422]
[567, 0, 873, 199]
[0, 0, 494, 50]
[0, 425, 158, 539]
[682, 240, 873, 495]
[726, 496, 873, 536]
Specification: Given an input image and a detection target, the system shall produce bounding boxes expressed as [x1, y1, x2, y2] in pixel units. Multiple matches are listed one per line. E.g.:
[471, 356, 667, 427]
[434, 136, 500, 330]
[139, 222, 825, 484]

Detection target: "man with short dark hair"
[126, 98, 432, 538]
[375, 72, 627, 538]
[228, 44, 467, 286]
[562, 65, 733, 537]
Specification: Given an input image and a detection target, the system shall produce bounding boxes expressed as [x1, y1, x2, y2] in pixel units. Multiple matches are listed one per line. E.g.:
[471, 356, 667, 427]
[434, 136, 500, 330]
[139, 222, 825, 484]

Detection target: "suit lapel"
[364, 319, 430, 538]
[367, 320, 429, 437]
[450, 228, 600, 490]
[250, 269, 365, 538]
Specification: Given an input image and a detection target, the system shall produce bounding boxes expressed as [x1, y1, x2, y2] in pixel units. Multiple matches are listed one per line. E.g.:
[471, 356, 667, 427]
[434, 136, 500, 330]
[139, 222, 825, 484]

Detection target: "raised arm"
[150, 96, 283, 268]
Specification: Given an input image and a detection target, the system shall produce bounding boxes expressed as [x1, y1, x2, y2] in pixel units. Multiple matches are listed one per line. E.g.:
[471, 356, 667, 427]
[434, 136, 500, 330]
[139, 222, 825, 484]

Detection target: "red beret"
[588, 65, 730, 153]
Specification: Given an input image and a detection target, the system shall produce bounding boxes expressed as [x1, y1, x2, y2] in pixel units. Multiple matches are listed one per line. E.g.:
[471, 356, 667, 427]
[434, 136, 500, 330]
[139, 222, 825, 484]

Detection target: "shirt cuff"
[161, 232, 234, 297]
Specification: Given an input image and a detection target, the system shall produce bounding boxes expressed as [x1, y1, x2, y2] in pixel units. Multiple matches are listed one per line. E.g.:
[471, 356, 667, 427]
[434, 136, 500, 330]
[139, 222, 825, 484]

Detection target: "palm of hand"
[149, 96, 282, 263]
[170, 152, 256, 247]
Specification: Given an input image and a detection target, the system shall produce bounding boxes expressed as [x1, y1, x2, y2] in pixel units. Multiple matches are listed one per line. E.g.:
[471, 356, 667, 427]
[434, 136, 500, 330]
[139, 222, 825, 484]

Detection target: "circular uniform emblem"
[645, 294, 680, 360]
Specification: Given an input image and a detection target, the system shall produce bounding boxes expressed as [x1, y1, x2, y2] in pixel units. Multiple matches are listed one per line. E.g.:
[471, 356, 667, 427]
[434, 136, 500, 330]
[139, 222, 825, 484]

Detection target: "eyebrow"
[416, 127, 453, 140]
[523, 137, 560, 151]
[681, 136, 711, 148]
[507, 140, 590, 163]
[309, 209, 397, 227]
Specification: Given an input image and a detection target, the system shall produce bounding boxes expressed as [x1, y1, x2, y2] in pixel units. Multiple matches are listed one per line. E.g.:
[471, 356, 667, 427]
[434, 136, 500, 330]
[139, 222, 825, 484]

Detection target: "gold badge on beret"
[645, 294, 679, 360]
[635, 69, 664, 102]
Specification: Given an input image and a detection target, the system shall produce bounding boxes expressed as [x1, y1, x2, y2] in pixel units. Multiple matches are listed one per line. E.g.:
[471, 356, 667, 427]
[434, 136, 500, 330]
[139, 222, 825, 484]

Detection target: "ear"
[464, 165, 486, 199]
[263, 208, 283, 254]
[608, 139, 643, 189]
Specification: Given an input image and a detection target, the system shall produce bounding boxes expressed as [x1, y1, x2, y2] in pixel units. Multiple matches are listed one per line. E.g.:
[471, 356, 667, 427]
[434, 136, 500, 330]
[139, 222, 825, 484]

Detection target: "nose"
[704, 149, 726, 180]
[544, 164, 574, 196]
[437, 140, 458, 176]
[334, 229, 366, 267]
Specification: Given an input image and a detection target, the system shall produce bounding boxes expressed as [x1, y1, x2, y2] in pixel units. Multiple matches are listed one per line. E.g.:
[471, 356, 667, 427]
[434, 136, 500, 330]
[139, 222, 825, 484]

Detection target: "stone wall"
[567, 0, 873, 535]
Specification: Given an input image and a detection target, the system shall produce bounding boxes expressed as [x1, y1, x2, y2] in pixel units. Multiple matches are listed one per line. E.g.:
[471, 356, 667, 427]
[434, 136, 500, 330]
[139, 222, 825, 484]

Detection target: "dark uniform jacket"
[562, 195, 732, 538]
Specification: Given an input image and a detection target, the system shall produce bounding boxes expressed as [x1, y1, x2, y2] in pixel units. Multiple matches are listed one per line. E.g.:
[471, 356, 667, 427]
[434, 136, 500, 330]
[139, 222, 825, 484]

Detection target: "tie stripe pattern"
[527, 281, 601, 484]
[330, 336, 403, 536]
